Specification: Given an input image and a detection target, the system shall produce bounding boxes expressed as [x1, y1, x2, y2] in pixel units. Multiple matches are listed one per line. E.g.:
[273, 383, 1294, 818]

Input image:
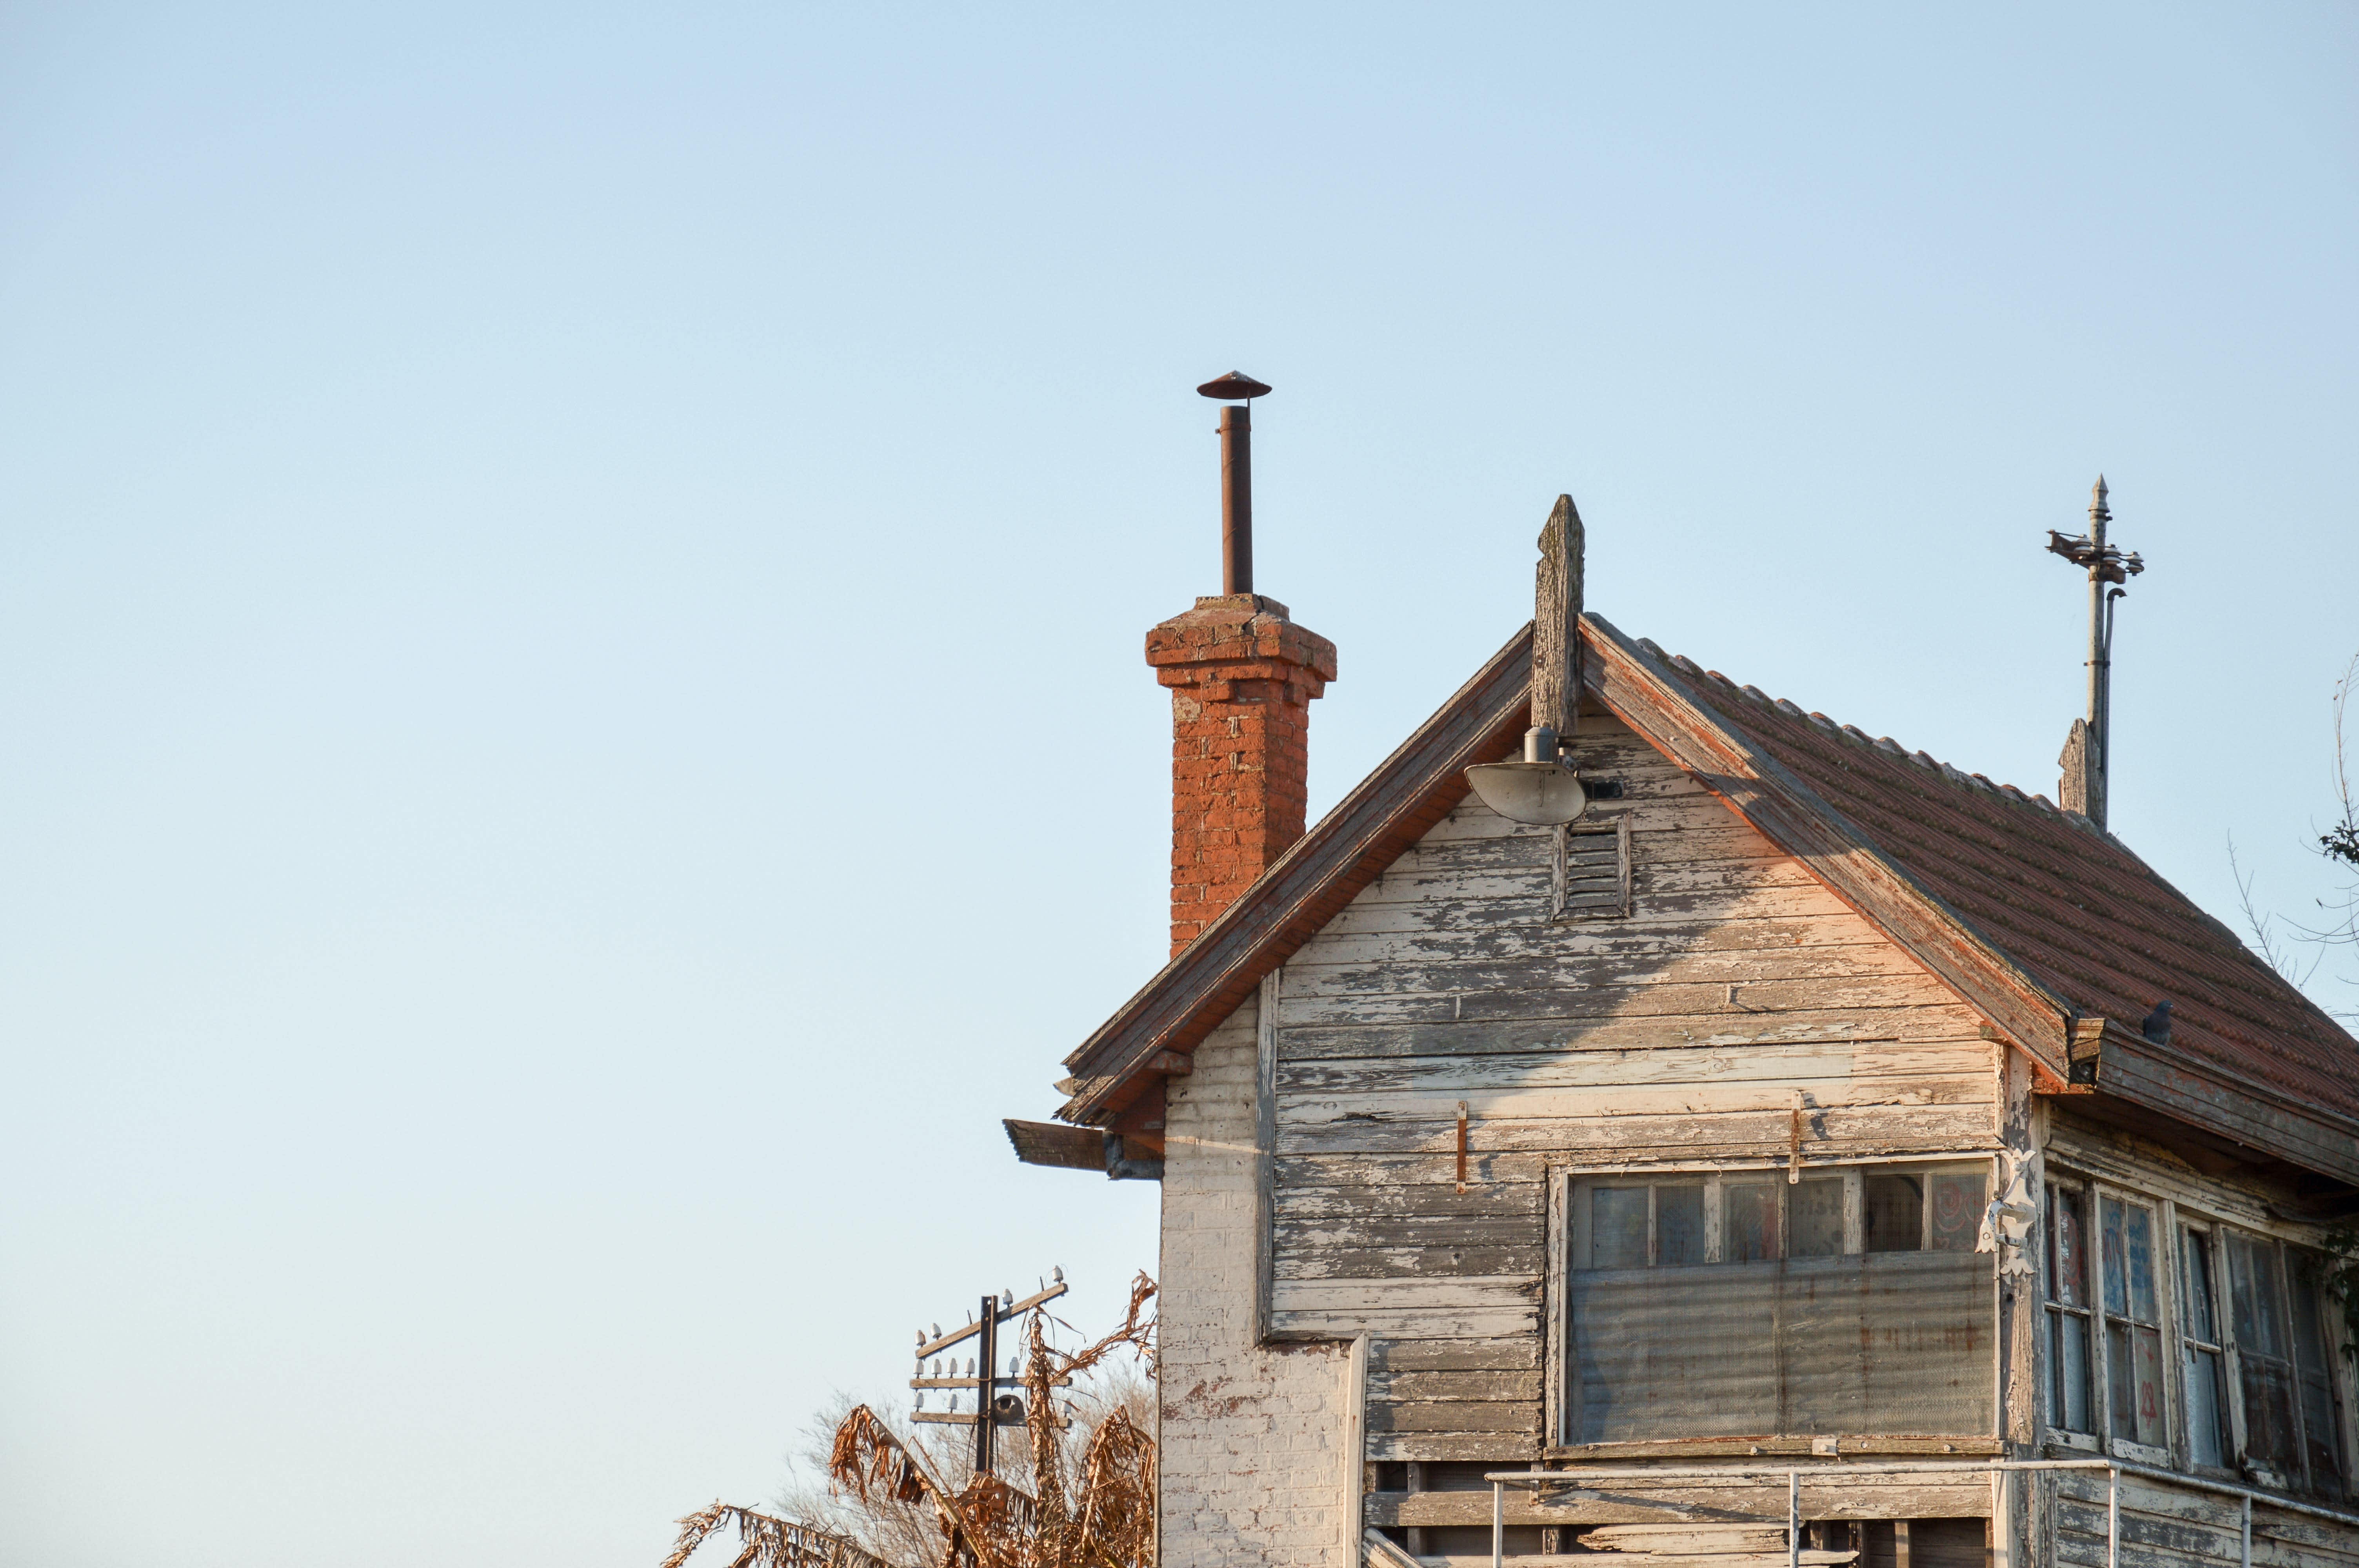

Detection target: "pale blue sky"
[2, 5, 2354, 1566]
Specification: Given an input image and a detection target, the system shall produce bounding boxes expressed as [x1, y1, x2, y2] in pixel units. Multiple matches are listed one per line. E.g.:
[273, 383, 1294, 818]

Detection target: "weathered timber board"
[1279, 1075, 1992, 1126]
[1365, 1432, 1542, 1462]
[1365, 1336, 1541, 1372]
[1313, 882, 1863, 941]
[1367, 1399, 1541, 1434]
[1279, 1307, 1536, 1340]
[1362, 1478, 1991, 1522]
[1283, 919, 1899, 972]
[1277, 1151, 1558, 1188]
[1278, 1012, 1984, 1060]
[1275, 1103, 1999, 1158]
[1370, 1368, 1541, 1402]
[1277, 977, 1969, 1028]
[1277, 1177, 1548, 1220]
[1279, 1039, 1992, 1096]
[1281, 944, 1941, 1000]
[1276, 1242, 1543, 1280]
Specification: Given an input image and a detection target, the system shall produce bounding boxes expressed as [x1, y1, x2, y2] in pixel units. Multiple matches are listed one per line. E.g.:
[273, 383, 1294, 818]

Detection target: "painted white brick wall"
[1159, 993, 1355, 1568]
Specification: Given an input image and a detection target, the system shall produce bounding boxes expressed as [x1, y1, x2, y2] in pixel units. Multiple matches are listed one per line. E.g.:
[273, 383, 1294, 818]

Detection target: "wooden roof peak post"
[1462, 495, 1591, 826]
[1531, 494, 1585, 752]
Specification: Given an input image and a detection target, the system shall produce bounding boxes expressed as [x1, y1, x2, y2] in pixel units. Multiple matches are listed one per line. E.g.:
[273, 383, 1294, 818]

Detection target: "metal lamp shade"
[1463, 761, 1590, 826]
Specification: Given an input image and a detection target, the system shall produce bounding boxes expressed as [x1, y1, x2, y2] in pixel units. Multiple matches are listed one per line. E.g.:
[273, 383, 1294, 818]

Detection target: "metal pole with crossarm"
[2046, 477, 2145, 830]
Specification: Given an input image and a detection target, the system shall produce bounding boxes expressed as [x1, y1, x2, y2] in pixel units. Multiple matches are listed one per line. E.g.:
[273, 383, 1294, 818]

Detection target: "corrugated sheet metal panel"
[1663, 666, 2359, 1120]
[1569, 1252, 1994, 1442]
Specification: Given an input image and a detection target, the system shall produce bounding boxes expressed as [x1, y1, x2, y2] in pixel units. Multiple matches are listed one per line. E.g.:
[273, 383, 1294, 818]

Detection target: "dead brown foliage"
[828, 1274, 1158, 1568]
[661, 1275, 1157, 1568]
[661, 1503, 892, 1568]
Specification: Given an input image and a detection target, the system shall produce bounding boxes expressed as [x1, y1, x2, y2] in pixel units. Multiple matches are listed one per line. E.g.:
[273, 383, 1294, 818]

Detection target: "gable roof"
[1057, 614, 2359, 1185]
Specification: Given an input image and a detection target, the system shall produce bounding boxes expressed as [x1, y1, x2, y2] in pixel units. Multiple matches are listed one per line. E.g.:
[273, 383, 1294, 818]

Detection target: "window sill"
[1544, 1437, 2003, 1461]
[2110, 1439, 2172, 1467]
[2045, 1430, 2101, 1453]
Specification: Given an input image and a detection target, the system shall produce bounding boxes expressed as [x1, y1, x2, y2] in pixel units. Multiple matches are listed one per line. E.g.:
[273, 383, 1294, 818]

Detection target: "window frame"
[1544, 1154, 1999, 1453]
[2043, 1166, 2354, 1495]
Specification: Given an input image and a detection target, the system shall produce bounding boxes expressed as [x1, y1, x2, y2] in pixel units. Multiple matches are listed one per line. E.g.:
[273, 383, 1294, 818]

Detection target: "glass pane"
[2101, 1199, 2128, 1318]
[2232, 1235, 2288, 1357]
[2183, 1231, 2219, 1343]
[1792, 1178, 1845, 1257]
[1657, 1184, 1705, 1265]
[2108, 1321, 2137, 1436]
[1865, 1174, 1922, 1252]
[2292, 1269, 2335, 1379]
[2302, 1371, 2344, 1495]
[1592, 1187, 1648, 1268]
[2132, 1325, 2166, 1446]
[2051, 1189, 2088, 1307]
[1928, 1172, 1985, 1252]
[2123, 1205, 2158, 1322]
[2185, 1346, 2227, 1467]
[2054, 1311, 2092, 1432]
[2242, 1354, 2300, 1471]
[1725, 1183, 1780, 1262]
[2291, 1270, 2344, 1494]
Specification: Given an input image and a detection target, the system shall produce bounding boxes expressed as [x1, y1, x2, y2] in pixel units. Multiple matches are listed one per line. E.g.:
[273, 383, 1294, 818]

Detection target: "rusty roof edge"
[1053, 622, 1537, 1123]
[2090, 1021, 2359, 1186]
[1585, 615, 2077, 1073]
[2094, 1017, 2359, 1140]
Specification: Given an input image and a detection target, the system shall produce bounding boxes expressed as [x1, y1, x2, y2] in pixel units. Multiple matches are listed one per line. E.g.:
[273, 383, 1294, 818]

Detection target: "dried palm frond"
[661, 1502, 891, 1568]
[678, 1275, 1159, 1568]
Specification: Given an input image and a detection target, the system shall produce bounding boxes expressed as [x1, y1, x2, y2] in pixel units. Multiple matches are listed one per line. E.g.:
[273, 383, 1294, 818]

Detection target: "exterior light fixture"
[1465, 724, 1590, 826]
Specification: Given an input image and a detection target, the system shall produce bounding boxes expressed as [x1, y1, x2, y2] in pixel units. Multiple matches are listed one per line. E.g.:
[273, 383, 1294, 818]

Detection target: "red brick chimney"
[1146, 593, 1336, 955]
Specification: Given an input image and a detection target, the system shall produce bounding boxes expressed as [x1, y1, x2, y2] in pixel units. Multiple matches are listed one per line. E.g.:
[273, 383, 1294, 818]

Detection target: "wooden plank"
[1271, 1306, 1537, 1339]
[1357, 1477, 1990, 1521]
[1578, 1524, 1797, 1552]
[1276, 977, 1966, 1029]
[1276, 1242, 1543, 1280]
[1365, 1432, 1541, 1462]
[1278, 1151, 1558, 1189]
[1370, 1368, 1541, 1402]
[1278, 1179, 1548, 1221]
[1366, 1399, 1539, 1434]
[1366, 1337, 1541, 1372]
[1565, 1552, 1856, 1568]
[1279, 944, 1941, 1000]
[1276, 1102, 1999, 1157]
[1280, 1074, 1992, 1124]
[1312, 882, 1859, 942]
[1270, 1275, 1536, 1311]
[1278, 1040, 1990, 1096]
[1278, 1011, 1986, 1062]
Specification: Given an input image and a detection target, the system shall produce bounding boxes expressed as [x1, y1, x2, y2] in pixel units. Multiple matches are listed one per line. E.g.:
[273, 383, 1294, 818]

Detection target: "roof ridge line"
[1629, 637, 2068, 821]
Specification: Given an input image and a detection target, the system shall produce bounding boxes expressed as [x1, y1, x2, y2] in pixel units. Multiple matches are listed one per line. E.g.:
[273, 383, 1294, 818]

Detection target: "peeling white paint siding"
[1160, 993, 1355, 1568]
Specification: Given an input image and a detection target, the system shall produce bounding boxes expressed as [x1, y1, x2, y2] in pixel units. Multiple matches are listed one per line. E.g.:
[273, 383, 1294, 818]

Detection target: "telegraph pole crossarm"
[2045, 476, 2145, 830]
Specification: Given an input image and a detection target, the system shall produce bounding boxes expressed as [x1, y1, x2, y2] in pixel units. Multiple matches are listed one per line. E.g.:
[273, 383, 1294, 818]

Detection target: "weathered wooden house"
[1004, 412, 2359, 1568]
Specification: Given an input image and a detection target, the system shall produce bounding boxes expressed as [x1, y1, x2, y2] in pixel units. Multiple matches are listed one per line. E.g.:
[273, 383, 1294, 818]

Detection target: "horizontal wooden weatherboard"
[1360, 1476, 1991, 1521]
[1277, 1102, 1999, 1158]
[1369, 1368, 1540, 1403]
[1277, 1011, 1983, 1061]
[1278, 1039, 1991, 1096]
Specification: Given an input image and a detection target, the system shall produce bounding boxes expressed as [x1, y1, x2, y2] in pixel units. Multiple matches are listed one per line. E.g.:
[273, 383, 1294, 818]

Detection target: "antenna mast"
[2045, 477, 2145, 829]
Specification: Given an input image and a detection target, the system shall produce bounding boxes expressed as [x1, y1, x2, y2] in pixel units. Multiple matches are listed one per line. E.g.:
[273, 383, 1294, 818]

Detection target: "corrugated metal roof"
[1639, 640, 2359, 1122]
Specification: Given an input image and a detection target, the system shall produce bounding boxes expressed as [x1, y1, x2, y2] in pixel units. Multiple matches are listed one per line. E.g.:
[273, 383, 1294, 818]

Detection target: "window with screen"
[2046, 1178, 2348, 1496]
[1562, 1163, 1992, 1444]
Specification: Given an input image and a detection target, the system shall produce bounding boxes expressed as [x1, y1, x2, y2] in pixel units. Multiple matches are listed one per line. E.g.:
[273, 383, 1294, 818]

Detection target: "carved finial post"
[1531, 495, 1584, 743]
